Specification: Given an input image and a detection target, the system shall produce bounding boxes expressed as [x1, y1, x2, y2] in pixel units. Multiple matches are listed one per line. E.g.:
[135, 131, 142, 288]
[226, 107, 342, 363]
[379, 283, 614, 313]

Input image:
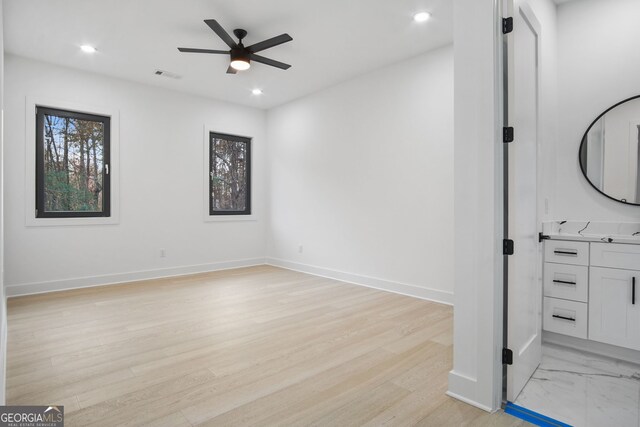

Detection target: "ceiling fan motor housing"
[230, 48, 251, 66]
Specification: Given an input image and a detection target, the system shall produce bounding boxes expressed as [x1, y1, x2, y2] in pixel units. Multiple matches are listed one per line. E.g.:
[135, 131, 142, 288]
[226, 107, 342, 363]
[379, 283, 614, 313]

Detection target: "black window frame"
[209, 131, 252, 216]
[35, 106, 111, 218]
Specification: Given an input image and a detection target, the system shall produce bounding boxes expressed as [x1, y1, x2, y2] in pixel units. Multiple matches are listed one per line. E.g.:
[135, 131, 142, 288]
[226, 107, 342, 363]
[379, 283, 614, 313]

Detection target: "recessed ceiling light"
[252, 88, 263, 96]
[413, 12, 431, 22]
[80, 44, 97, 53]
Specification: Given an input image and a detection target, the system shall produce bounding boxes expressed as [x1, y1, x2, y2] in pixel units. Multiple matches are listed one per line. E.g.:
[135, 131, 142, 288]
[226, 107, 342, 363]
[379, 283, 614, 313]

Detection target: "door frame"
[501, 0, 544, 405]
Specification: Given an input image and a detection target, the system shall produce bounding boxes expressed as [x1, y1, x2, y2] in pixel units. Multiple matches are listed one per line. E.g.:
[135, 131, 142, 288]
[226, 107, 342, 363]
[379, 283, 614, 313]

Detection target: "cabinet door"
[589, 267, 640, 351]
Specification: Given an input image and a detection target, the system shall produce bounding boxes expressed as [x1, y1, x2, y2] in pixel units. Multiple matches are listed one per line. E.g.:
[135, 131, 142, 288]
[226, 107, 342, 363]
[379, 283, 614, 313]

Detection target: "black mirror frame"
[578, 94, 640, 207]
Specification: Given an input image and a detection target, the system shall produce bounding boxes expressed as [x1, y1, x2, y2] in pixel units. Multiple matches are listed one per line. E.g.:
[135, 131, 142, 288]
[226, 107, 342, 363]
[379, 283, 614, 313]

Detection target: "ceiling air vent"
[154, 69, 182, 79]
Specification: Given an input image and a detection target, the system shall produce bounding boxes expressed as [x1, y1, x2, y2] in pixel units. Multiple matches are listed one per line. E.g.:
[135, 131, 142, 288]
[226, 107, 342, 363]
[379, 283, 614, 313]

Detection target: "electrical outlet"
[160, 248, 166, 258]
[298, 245, 303, 253]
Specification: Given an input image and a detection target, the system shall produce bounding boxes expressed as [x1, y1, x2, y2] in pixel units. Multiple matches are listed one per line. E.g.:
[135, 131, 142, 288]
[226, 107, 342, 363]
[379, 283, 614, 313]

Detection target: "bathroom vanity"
[542, 221, 640, 355]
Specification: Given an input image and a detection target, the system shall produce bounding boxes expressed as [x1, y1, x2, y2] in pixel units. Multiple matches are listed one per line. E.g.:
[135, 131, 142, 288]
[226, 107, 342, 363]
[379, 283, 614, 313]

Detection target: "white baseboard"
[0, 296, 6, 405]
[5, 258, 266, 297]
[446, 370, 494, 412]
[265, 257, 453, 305]
[543, 331, 640, 365]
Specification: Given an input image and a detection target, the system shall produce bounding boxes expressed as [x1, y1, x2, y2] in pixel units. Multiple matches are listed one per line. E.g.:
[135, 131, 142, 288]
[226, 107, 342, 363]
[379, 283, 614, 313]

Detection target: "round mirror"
[579, 96, 640, 206]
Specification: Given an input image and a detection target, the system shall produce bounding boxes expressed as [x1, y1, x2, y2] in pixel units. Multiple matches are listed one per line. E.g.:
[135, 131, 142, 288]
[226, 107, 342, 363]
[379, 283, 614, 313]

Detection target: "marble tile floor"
[514, 343, 640, 427]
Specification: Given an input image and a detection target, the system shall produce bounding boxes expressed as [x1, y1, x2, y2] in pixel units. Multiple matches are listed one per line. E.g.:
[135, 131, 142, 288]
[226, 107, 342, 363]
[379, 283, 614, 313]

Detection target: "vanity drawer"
[590, 242, 640, 270]
[543, 297, 588, 339]
[544, 240, 590, 266]
[543, 263, 588, 302]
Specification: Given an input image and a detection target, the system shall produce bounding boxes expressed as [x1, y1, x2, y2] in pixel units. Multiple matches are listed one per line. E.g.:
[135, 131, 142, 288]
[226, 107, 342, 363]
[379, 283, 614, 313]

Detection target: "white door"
[506, 1, 542, 402]
[589, 267, 640, 351]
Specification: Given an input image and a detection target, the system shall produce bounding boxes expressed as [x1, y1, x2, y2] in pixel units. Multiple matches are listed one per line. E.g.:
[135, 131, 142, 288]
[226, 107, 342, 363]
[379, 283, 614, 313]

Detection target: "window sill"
[203, 214, 257, 223]
[26, 216, 119, 227]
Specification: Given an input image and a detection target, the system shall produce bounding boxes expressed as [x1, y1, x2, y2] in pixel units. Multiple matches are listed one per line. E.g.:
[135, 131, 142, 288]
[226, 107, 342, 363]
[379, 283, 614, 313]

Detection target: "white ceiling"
[3, 0, 453, 109]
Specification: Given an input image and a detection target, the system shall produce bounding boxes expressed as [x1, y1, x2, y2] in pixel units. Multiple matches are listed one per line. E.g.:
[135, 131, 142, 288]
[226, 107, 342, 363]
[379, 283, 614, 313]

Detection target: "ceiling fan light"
[230, 59, 251, 71]
[230, 49, 251, 71]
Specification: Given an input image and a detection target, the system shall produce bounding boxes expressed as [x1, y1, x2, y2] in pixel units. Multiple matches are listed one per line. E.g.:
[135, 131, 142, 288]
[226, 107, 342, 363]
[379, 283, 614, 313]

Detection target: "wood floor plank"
[139, 411, 192, 427]
[305, 381, 412, 427]
[6, 265, 528, 426]
[362, 370, 451, 426]
[416, 398, 529, 427]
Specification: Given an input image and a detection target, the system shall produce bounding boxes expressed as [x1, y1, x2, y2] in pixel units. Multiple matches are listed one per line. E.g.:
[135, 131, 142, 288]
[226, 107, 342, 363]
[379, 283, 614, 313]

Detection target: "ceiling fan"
[178, 19, 292, 74]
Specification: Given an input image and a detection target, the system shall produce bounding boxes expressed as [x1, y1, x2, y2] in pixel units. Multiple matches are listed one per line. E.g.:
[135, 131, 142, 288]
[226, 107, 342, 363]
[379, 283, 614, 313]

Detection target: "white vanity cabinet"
[543, 240, 640, 352]
[589, 243, 640, 351]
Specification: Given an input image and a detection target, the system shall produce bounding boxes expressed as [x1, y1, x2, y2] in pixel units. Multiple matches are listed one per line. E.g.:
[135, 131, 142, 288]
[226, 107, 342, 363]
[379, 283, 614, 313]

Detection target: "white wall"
[4, 55, 267, 296]
[554, 0, 640, 220]
[0, 0, 7, 405]
[447, 0, 503, 412]
[266, 46, 454, 304]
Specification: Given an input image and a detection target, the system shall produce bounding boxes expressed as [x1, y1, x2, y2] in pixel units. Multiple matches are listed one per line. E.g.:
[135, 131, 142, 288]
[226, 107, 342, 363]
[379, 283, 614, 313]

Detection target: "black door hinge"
[538, 232, 550, 243]
[503, 126, 514, 143]
[502, 17, 513, 34]
[502, 348, 513, 365]
[503, 239, 514, 255]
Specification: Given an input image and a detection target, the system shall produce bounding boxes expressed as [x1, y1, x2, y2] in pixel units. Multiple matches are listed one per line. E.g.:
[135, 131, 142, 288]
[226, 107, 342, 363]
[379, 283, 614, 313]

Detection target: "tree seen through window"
[36, 107, 110, 218]
[209, 132, 251, 215]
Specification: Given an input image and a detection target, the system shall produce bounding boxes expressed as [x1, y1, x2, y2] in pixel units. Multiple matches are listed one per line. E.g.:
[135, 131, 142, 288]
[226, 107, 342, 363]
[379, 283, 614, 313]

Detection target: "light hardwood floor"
[7, 266, 528, 426]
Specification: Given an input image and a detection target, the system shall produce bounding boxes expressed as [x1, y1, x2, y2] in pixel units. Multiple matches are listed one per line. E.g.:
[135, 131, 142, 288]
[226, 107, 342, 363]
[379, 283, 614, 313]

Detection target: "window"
[36, 107, 110, 218]
[209, 132, 251, 215]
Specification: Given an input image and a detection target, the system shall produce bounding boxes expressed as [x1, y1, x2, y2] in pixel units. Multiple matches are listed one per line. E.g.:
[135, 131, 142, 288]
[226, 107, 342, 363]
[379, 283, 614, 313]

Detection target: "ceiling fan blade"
[178, 47, 229, 54]
[247, 34, 292, 53]
[250, 54, 291, 70]
[204, 19, 237, 49]
[226, 65, 238, 74]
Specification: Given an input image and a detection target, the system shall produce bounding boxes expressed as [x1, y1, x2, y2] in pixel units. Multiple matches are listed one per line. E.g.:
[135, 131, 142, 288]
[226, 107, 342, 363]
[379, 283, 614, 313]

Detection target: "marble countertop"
[546, 233, 640, 244]
[542, 221, 640, 245]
